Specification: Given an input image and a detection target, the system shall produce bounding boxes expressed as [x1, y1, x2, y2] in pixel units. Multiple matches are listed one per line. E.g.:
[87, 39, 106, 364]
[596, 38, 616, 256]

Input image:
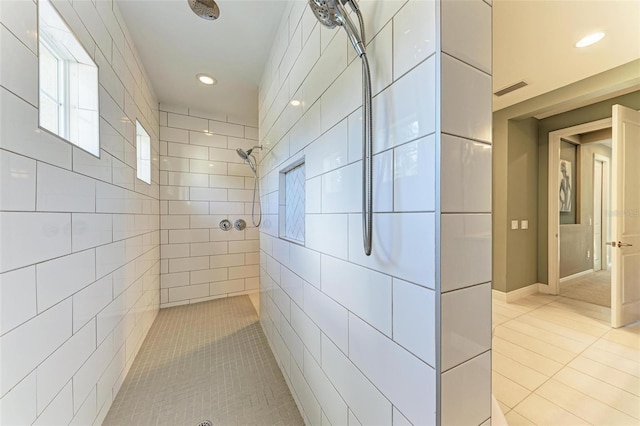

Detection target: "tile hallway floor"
[103, 295, 303, 426]
[560, 270, 611, 307]
[492, 293, 640, 425]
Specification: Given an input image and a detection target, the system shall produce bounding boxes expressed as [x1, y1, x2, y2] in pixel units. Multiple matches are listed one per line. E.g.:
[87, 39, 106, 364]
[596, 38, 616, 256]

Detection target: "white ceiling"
[493, 0, 640, 112]
[115, 0, 287, 124]
[116, 0, 640, 122]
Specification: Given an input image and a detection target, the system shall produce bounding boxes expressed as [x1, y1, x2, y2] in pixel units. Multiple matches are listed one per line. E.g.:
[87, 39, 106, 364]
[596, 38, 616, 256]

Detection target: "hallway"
[492, 293, 639, 425]
[560, 270, 611, 307]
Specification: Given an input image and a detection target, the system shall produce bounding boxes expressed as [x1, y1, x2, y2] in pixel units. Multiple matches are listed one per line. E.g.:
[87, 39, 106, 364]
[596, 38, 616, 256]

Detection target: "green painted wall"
[493, 60, 640, 294]
[537, 90, 640, 283]
[492, 110, 509, 292]
[505, 118, 539, 291]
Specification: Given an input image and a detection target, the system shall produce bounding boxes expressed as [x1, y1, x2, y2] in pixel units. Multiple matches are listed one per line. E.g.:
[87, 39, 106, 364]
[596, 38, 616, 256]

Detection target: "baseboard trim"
[492, 283, 540, 303]
[491, 289, 507, 302]
[560, 269, 594, 283]
[537, 283, 554, 294]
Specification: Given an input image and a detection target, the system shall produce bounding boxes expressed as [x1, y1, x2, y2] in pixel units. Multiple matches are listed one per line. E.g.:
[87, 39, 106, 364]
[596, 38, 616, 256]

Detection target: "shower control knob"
[234, 219, 246, 231]
[219, 219, 232, 231]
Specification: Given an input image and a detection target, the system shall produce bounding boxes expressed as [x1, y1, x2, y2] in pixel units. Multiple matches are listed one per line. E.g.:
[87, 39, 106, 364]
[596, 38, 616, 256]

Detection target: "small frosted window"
[284, 163, 305, 242]
[38, 0, 99, 156]
[136, 121, 151, 184]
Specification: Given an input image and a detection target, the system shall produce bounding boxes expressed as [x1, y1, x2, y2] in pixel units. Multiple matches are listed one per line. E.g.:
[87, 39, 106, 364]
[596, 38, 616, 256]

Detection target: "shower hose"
[251, 173, 261, 228]
[356, 8, 373, 256]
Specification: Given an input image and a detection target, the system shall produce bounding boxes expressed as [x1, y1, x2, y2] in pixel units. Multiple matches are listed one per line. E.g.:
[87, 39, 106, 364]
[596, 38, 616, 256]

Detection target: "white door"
[611, 105, 640, 328]
[594, 160, 603, 271]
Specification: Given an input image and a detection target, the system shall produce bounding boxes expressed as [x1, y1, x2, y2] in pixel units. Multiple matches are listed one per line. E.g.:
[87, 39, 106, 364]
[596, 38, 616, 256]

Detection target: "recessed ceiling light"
[196, 73, 216, 85]
[575, 32, 605, 48]
[290, 100, 301, 106]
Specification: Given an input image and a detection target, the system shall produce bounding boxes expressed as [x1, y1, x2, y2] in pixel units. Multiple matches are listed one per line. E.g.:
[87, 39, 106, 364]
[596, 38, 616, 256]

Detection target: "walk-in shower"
[308, 0, 373, 256]
[236, 146, 263, 227]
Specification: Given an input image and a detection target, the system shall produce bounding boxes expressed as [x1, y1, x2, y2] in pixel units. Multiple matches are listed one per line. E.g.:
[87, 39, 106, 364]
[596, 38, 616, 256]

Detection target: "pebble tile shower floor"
[103, 296, 303, 426]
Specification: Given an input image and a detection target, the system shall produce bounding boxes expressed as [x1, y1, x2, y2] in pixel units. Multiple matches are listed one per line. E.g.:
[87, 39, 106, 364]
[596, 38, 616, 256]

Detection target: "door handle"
[608, 241, 633, 248]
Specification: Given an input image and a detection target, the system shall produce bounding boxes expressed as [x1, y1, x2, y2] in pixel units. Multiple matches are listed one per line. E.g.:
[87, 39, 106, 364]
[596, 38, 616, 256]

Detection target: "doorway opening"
[548, 106, 640, 327]
[555, 128, 613, 308]
[547, 118, 611, 298]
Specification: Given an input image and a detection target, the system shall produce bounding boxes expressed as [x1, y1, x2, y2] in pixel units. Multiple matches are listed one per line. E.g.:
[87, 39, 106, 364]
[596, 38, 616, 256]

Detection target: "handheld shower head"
[236, 148, 249, 161]
[236, 148, 256, 174]
[308, 0, 373, 256]
[236, 145, 262, 160]
[308, 0, 339, 28]
[236, 146, 263, 175]
[236, 146, 264, 228]
[308, 0, 365, 56]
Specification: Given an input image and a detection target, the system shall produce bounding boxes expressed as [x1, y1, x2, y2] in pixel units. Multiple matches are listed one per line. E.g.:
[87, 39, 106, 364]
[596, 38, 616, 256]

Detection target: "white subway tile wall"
[440, 1, 493, 426]
[0, 0, 160, 425]
[258, 0, 435, 424]
[159, 107, 260, 307]
[1, 0, 492, 423]
[258, 0, 492, 425]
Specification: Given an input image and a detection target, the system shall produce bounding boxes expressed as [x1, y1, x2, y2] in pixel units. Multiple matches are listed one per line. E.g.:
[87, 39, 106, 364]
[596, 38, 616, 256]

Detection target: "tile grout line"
[496, 295, 636, 425]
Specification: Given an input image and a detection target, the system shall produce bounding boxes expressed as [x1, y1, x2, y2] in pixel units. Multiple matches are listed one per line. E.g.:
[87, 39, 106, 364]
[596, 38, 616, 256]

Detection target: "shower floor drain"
[197, 421, 212, 426]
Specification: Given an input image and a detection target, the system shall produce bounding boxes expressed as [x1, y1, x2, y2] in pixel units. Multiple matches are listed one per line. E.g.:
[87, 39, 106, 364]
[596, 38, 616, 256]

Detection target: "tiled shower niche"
[280, 160, 305, 243]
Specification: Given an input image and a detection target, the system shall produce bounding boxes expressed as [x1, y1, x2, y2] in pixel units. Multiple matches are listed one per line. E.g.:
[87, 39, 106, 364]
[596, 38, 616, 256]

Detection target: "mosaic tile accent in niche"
[285, 164, 305, 242]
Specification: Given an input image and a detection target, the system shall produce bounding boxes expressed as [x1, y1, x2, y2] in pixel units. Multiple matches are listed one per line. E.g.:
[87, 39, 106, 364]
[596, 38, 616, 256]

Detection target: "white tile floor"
[492, 293, 640, 425]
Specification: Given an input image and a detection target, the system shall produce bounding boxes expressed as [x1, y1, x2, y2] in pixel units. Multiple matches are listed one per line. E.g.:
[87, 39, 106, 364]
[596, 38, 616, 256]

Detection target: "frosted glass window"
[136, 120, 151, 184]
[284, 164, 305, 242]
[38, 0, 99, 156]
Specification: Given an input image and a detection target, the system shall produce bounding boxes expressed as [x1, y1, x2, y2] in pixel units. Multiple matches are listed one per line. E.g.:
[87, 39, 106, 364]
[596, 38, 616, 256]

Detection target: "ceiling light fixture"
[290, 100, 301, 107]
[196, 73, 216, 85]
[575, 32, 605, 48]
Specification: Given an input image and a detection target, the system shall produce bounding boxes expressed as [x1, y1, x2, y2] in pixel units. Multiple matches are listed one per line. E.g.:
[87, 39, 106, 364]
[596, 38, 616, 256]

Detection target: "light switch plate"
[521, 220, 529, 230]
[511, 220, 519, 230]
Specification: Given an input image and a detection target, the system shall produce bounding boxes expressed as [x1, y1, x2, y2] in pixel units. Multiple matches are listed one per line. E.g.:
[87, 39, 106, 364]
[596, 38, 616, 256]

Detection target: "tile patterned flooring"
[492, 293, 640, 425]
[101, 288, 638, 426]
[560, 270, 611, 307]
[103, 295, 303, 426]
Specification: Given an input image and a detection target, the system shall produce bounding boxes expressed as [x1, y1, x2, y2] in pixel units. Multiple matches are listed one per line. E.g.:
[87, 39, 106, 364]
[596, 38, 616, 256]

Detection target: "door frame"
[593, 153, 610, 272]
[546, 117, 612, 295]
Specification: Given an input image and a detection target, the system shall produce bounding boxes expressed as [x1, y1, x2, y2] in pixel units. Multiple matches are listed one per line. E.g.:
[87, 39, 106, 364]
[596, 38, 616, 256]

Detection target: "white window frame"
[39, 36, 68, 137]
[38, 0, 100, 157]
[136, 120, 151, 184]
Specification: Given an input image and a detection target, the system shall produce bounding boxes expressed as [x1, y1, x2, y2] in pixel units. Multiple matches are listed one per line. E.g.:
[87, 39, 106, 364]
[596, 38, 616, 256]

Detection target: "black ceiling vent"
[494, 81, 528, 97]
